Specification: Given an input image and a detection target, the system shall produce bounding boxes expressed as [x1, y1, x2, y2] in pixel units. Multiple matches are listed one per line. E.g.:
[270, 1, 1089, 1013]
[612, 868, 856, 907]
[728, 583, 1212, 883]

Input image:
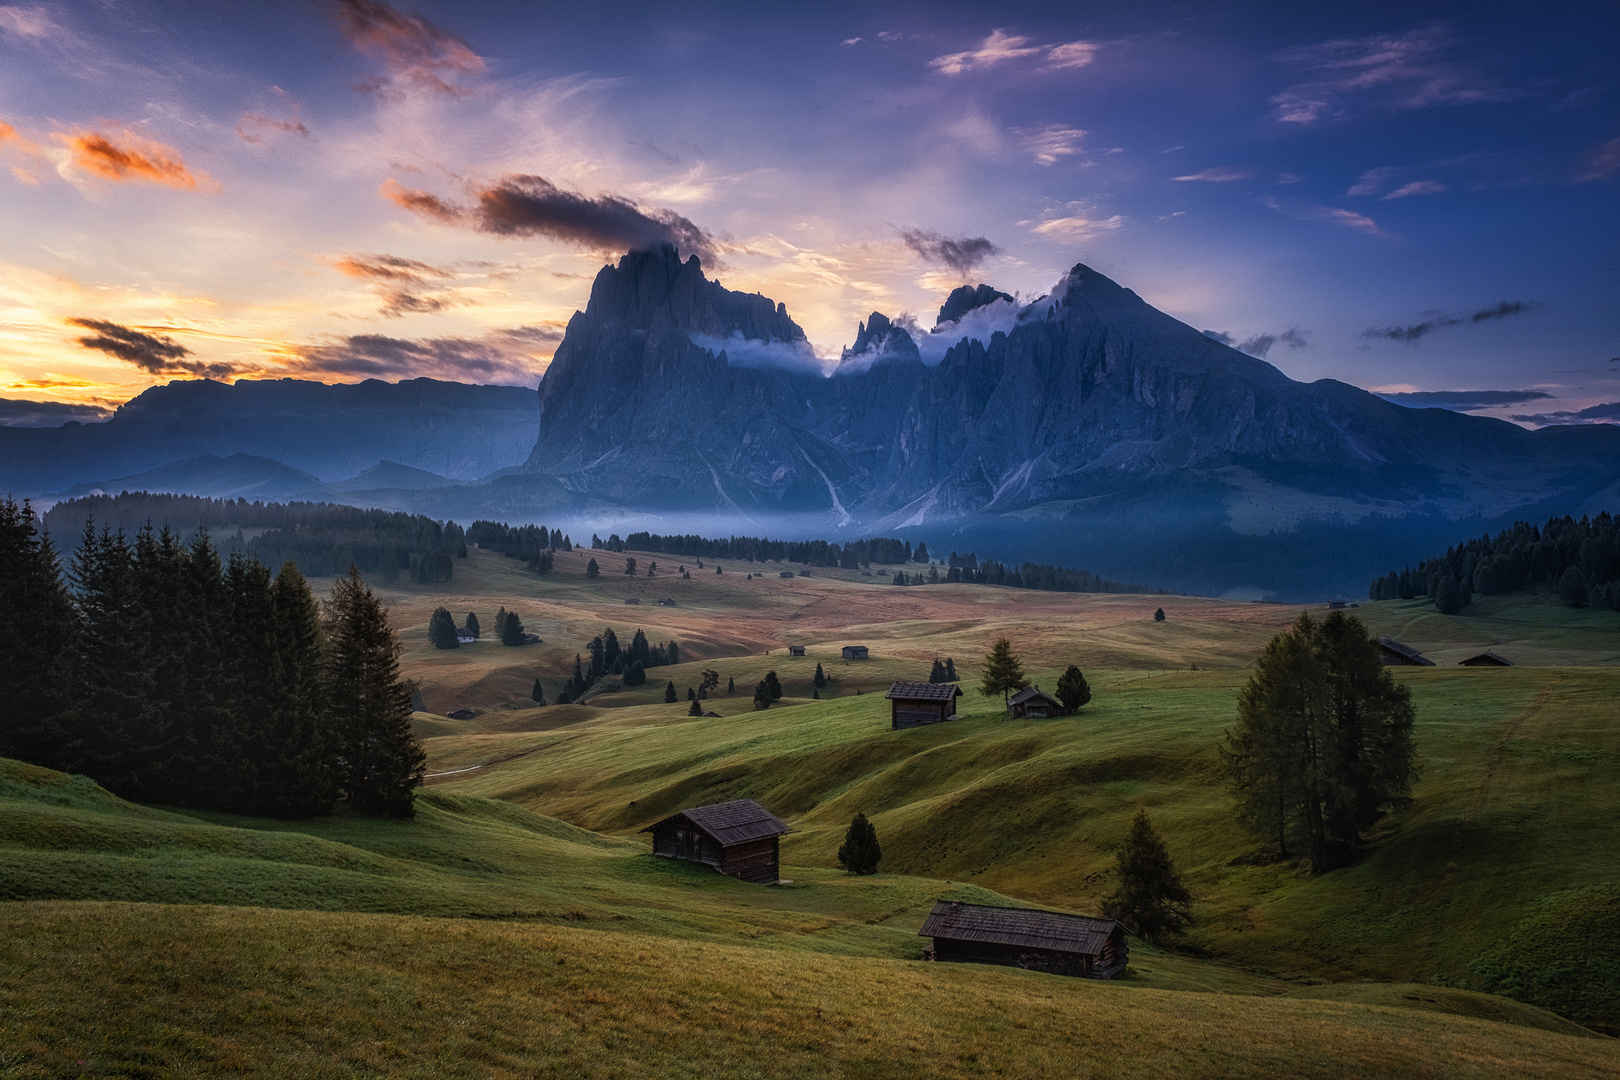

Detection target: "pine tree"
[727, 675, 736, 695]
[1104, 810, 1192, 942]
[624, 659, 646, 686]
[0, 497, 80, 771]
[688, 698, 702, 716]
[1154, 608, 1166, 622]
[603, 628, 621, 670]
[531, 679, 546, 704]
[624, 557, 637, 575]
[464, 612, 480, 639]
[753, 680, 772, 710]
[687, 686, 696, 700]
[501, 610, 526, 645]
[1560, 566, 1588, 608]
[493, 606, 509, 641]
[765, 670, 784, 701]
[325, 567, 425, 817]
[929, 658, 947, 683]
[258, 561, 340, 817]
[812, 688, 820, 699]
[837, 812, 882, 875]
[945, 658, 958, 681]
[813, 663, 826, 688]
[586, 557, 600, 578]
[1434, 574, 1465, 614]
[569, 653, 587, 697]
[664, 680, 677, 703]
[978, 637, 1029, 705]
[1056, 664, 1092, 713]
[428, 606, 460, 649]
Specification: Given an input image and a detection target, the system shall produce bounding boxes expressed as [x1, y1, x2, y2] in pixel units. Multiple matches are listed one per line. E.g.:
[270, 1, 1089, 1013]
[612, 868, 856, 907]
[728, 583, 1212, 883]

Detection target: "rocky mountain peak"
[841, 311, 921, 364]
[936, 284, 1014, 328]
[581, 244, 805, 343]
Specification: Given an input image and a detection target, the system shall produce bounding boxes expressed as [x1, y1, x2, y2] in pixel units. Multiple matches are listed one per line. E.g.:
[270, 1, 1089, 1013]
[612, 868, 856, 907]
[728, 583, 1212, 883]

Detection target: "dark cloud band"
[900, 228, 1000, 275]
[1365, 300, 1541, 343]
[67, 317, 238, 379]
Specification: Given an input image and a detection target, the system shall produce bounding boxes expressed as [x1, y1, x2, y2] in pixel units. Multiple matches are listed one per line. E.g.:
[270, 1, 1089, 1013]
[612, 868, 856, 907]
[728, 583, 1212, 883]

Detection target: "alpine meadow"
[1, 1, 1618, 1077]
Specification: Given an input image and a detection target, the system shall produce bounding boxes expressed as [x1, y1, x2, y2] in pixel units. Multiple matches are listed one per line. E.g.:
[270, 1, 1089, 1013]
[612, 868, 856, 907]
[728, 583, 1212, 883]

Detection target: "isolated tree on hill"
[664, 680, 677, 703]
[325, 566, 426, 817]
[531, 679, 546, 705]
[586, 558, 599, 578]
[624, 557, 637, 575]
[812, 688, 820, 699]
[1154, 608, 1165, 622]
[978, 637, 1029, 705]
[688, 698, 702, 716]
[648, 561, 657, 577]
[1056, 664, 1092, 713]
[929, 658, 947, 683]
[687, 686, 696, 700]
[716, 565, 722, 574]
[753, 680, 772, 710]
[501, 611, 526, 646]
[837, 813, 882, 875]
[699, 668, 720, 696]
[0, 497, 79, 771]
[1222, 611, 1418, 872]
[945, 658, 958, 681]
[624, 659, 646, 686]
[428, 606, 460, 649]
[727, 675, 736, 695]
[493, 607, 509, 640]
[1104, 810, 1192, 942]
[765, 670, 784, 701]
[813, 663, 826, 688]
[464, 612, 480, 639]
[569, 653, 587, 698]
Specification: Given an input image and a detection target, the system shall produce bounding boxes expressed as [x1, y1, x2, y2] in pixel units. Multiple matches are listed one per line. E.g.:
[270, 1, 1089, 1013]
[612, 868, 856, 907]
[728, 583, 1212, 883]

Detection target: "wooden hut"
[624, 597, 641, 605]
[1459, 651, 1513, 666]
[779, 571, 796, 578]
[886, 682, 962, 729]
[642, 799, 791, 884]
[657, 597, 676, 606]
[1377, 637, 1435, 666]
[919, 901, 1128, 979]
[787, 645, 806, 657]
[842, 645, 869, 660]
[1007, 685, 1065, 718]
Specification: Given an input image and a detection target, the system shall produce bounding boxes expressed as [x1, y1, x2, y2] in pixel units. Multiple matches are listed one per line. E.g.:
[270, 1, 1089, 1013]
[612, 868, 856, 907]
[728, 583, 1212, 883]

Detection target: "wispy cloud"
[1509, 401, 1620, 426]
[1201, 327, 1309, 358]
[1029, 212, 1125, 242]
[67, 317, 240, 378]
[1173, 167, 1253, 183]
[1364, 300, 1541, 343]
[0, 395, 113, 427]
[1263, 196, 1391, 238]
[325, 253, 475, 318]
[281, 324, 562, 383]
[326, 0, 485, 96]
[58, 128, 213, 190]
[0, 5, 68, 43]
[1576, 136, 1620, 183]
[1015, 124, 1086, 166]
[1382, 179, 1446, 199]
[1377, 389, 1553, 411]
[236, 112, 310, 145]
[899, 228, 1000, 275]
[1271, 25, 1518, 125]
[929, 29, 1098, 77]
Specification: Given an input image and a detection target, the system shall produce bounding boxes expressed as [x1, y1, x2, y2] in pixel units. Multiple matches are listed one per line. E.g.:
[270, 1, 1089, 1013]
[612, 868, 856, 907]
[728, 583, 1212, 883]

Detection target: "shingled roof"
[919, 901, 1119, 956]
[642, 798, 791, 846]
[886, 681, 962, 702]
[1007, 685, 1063, 708]
[1378, 637, 1436, 666]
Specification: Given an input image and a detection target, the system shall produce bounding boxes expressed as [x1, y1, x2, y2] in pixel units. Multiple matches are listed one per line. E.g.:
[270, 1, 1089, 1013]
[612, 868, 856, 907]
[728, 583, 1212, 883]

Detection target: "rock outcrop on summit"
[519, 246, 1618, 530]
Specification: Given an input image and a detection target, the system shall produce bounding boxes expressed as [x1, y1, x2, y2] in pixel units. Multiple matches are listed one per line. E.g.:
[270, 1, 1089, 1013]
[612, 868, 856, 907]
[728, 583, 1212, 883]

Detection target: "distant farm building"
[886, 682, 962, 729]
[919, 901, 1128, 980]
[1377, 637, 1436, 666]
[643, 799, 791, 884]
[625, 597, 641, 605]
[657, 598, 676, 606]
[779, 571, 796, 578]
[1327, 599, 1348, 610]
[787, 645, 806, 657]
[842, 645, 869, 660]
[446, 708, 477, 720]
[700, 709, 722, 718]
[1459, 651, 1513, 666]
[455, 629, 476, 644]
[1007, 686, 1065, 718]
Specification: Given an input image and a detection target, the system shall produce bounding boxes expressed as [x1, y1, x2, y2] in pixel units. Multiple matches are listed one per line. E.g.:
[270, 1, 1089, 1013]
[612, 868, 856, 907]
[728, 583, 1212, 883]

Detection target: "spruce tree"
[624, 659, 646, 686]
[812, 688, 820, 699]
[69, 523, 154, 796]
[945, 658, 958, 681]
[325, 567, 425, 817]
[1560, 567, 1588, 608]
[837, 812, 882, 875]
[464, 611, 480, 639]
[1154, 608, 1166, 622]
[0, 497, 79, 770]
[664, 680, 677, 703]
[586, 557, 600, 578]
[493, 606, 509, 641]
[929, 658, 947, 683]
[501, 610, 526, 645]
[570, 654, 587, 697]
[531, 679, 546, 704]
[765, 670, 783, 701]
[258, 562, 340, 817]
[688, 698, 702, 716]
[428, 606, 460, 649]
[753, 680, 772, 710]
[687, 686, 696, 700]
[813, 663, 826, 688]
[1104, 809, 1192, 942]
[978, 637, 1029, 705]
[1056, 664, 1092, 712]
[727, 675, 736, 695]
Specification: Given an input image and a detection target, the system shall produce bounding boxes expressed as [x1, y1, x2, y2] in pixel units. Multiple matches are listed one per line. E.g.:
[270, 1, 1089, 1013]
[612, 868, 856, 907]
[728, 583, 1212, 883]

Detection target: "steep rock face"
[520, 249, 1619, 524]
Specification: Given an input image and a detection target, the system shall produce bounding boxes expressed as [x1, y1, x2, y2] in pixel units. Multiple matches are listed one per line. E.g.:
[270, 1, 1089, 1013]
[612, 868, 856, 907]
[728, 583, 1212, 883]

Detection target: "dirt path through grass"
[1467, 676, 1561, 819]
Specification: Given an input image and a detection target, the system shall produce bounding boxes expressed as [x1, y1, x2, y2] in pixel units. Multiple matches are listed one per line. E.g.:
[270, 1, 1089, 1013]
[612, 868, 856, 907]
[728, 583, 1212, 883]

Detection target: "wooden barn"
[642, 799, 791, 884]
[787, 645, 806, 656]
[919, 901, 1128, 979]
[1459, 651, 1513, 666]
[886, 682, 962, 729]
[1377, 637, 1435, 667]
[1007, 685, 1064, 718]
[779, 571, 796, 578]
[842, 645, 869, 660]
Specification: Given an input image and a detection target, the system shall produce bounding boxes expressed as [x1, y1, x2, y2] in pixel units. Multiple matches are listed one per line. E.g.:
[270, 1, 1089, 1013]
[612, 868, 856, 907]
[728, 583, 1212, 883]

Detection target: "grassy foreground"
[2, 902, 1615, 1080]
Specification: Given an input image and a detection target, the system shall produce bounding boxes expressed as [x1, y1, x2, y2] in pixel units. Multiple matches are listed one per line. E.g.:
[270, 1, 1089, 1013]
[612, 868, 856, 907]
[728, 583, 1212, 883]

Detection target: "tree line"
[1368, 513, 1619, 612]
[0, 497, 425, 818]
[465, 520, 572, 571]
[45, 492, 466, 585]
[557, 626, 683, 703]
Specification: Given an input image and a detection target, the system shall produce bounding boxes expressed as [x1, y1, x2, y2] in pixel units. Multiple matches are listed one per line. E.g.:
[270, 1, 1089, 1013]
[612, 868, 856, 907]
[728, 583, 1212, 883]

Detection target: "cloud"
[1015, 124, 1086, 166]
[326, 253, 479, 318]
[236, 112, 310, 144]
[1576, 136, 1620, 183]
[1174, 167, 1253, 182]
[1377, 389, 1553, 411]
[1201, 330, 1234, 345]
[1271, 25, 1518, 125]
[1237, 328, 1309, 358]
[0, 6, 64, 41]
[67, 317, 239, 378]
[383, 175, 714, 259]
[0, 396, 114, 427]
[326, 0, 485, 96]
[1382, 179, 1446, 199]
[689, 332, 825, 376]
[929, 29, 1098, 76]
[898, 228, 1000, 275]
[1262, 196, 1391, 238]
[1509, 401, 1620, 426]
[59, 129, 212, 190]
[1029, 214, 1125, 242]
[328, 253, 445, 283]
[1364, 300, 1541, 343]
[283, 324, 563, 384]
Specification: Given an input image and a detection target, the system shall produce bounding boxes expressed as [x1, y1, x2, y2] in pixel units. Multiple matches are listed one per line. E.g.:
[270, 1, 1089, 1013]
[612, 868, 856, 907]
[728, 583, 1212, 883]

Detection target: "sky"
[0, 0, 1615, 428]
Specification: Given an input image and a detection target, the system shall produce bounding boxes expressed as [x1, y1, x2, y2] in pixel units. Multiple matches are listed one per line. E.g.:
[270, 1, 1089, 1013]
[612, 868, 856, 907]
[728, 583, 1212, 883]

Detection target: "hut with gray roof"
[642, 798, 791, 884]
[919, 901, 1128, 979]
[886, 681, 962, 729]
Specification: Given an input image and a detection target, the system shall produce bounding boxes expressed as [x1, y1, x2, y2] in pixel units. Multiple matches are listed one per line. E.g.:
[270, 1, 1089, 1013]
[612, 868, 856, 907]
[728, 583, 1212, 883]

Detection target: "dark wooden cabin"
[842, 645, 869, 660]
[642, 799, 791, 884]
[919, 901, 1128, 979]
[886, 682, 962, 729]
[1459, 651, 1513, 666]
[1006, 685, 1065, 718]
[779, 571, 796, 578]
[787, 645, 806, 656]
[1377, 636, 1435, 666]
